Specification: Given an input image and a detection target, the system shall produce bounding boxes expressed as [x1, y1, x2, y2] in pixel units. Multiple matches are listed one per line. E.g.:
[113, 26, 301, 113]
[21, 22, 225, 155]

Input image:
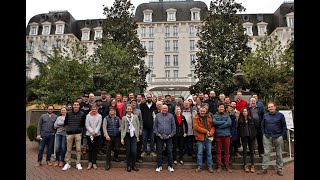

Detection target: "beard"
[147, 99, 152, 103]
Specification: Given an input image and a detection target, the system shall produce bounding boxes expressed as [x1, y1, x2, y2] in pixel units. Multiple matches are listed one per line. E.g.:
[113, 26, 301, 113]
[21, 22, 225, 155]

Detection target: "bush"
[27, 124, 39, 142]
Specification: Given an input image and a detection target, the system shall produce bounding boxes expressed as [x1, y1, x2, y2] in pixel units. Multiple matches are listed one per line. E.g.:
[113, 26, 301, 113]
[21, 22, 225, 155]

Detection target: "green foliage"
[190, 0, 251, 95]
[94, 0, 149, 95]
[27, 124, 39, 142]
[242, 36, 294, 107]
[29, 37, 94, 105]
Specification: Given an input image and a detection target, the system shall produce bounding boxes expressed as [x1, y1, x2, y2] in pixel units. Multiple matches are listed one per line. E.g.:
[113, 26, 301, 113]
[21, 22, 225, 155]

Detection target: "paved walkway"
[26, 138, 294, 180]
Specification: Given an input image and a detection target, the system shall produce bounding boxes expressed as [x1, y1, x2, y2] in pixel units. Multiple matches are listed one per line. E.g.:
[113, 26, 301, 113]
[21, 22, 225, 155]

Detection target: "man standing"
[259, 102, 287, 176]
[204, 91, 218, 115]
[153, 105, 176, 172]
[80, 94, 91, 154]
[235, 91, 247, 112]
[35, 105, 58, 166]
[62, 101, 86, 171]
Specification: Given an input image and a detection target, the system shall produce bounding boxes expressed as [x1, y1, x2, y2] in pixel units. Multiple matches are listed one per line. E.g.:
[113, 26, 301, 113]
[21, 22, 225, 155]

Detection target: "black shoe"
[127, 166, 132, 172]
[277, 170, 284, 176]
[132, 166, 139, 171]
[136, 159, 143, 163]
[113, 157, 120, 162]
[105, 164, 110, 170]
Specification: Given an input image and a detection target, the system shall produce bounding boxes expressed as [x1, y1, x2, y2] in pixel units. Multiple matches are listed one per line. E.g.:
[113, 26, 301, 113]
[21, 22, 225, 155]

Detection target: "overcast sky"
[26, 0, 288, 26]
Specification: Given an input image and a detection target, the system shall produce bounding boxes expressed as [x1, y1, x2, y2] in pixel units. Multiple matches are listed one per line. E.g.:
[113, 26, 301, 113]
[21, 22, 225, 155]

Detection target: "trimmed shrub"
[27, 124, 39, 142]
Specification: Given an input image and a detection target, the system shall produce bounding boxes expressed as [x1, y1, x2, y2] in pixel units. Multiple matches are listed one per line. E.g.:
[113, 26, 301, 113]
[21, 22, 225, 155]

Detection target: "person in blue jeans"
[193, 106, 215, 173]
[35, 105, 58, 166]
[53, 107, 67, 167]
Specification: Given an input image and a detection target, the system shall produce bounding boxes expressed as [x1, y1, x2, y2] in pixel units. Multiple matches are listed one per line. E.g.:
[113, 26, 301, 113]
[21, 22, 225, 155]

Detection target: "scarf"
[126, 114, 135, 137]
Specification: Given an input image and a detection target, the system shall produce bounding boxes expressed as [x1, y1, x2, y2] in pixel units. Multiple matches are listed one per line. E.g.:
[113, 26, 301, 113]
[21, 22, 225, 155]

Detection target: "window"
[173, 55, 178, 66]
[40, 54, 47, 63]
[82, 31, 90, 40]
[29, 26, 38, 35]
[173, 26, 178, 37]
[149, 27, 154, 38]
[148, 55, 153, 67]
[173, 70, 178, 78]
[190, 54, 195, 65]
[173, 40, 178, 51]
[243, 22, 253, 36]
[27, 41, 34, 52]
[55, 23, 65, 34]
[42, 25, 50, 35]
[165, 26, 170, 37]
[257, 22, 268, 36]
[54, 40, 62, 49]
[165, 40, 170, 51]
[94, 30, 103, 40]
[141, 41, 146, 49]
[26, 69, 31, 78]
[165, 55, 170, 66]
[26, 54, 33, 65]
[286, 12, 294, 27]
[165, 70, 170, 78]
[190, 8, 201, 21]
[148, 70, 153, 82]
[189, 26, 195, 37]
[143, 9, 153, 22]
[39, 41, 48, 51]
[166, 8, 177, 21]
[148, 41, 154, 51]
[190, 40, 195, 51]
[141, 27, 146, 37]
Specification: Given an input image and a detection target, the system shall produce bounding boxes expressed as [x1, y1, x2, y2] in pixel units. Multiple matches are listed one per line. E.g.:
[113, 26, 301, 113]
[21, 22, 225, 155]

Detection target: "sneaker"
[179, 160, 184, 165]
[62, 163, 71, 171]
[168, 166, 174, 172]
[93, 164, 97, 169]
[76, 163, 83, 170]
[208, 167, 214, 173]
[87, 162, 92, 170]
[35, 161, 41, 167]
[141, 152, 147, 157]
[58, 161, 64, 167]
[195, 167, 201, 172]
[46, 161, 53, 166]
[150, 152, 157, 157]
[173, 161, 178, 165]
[155, 166, 162, 172]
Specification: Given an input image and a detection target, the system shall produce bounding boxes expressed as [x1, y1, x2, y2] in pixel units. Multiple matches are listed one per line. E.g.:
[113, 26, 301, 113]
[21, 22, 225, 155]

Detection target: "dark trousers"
[37, 134, 54, 162]
[173, 135, 184, 161]
[157, 136, 173, 167]
[143, 128, 155, 152]
[184, 135, 194, 156]
[124, 133, 137, 168]
[105, 135, 120, 165]
[87, 136, 99, 164]
[136, 134, 143, 160]
[98, 128, 106, 151]
[256, 131, 264, 154]
[230, 136, 239, 161]
[241, 136, 255, 165]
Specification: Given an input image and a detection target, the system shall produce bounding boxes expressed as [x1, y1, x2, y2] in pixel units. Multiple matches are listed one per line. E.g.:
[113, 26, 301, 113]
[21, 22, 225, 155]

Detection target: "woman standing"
[237, 107, 257, 173]
[53, 107, 67, 167]
[120, 104, 140, 172]
[173, 106, 188, 165]
[85, 105, 102, 170]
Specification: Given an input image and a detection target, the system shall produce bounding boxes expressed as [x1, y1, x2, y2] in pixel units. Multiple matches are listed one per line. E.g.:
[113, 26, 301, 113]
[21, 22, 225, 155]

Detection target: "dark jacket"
[237, 116, 257, 140]
[173, 114, 188, 137]
[204, 98, 218, 115]
[140, 102, 157, 129]
[262, 111, 287, 139]
[64, 110, 85, 134]
[229, 113, 238, 141]
[104, 115, 120, 137]
[248, 106, 265, 133]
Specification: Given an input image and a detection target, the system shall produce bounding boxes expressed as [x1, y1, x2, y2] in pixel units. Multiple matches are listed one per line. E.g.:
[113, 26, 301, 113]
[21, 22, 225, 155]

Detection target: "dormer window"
[257, 21, 268, 36]
[143, 9, 153, 22]
[190, 7, 201, 21]
[286, 12, 294, 27]
[41, 21, 52, 35]
[93, 27, 103, 40]
[29, 22, 39, 35]
[166, 8, 177, 21]
[243, 22, 253, 36]
[55, 21, 65, 34]
[81, 27, 91, 41]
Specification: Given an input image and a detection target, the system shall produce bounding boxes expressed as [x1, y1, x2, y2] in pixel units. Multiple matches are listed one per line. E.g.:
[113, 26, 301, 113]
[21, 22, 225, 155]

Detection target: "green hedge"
[27, 124, 39, 142]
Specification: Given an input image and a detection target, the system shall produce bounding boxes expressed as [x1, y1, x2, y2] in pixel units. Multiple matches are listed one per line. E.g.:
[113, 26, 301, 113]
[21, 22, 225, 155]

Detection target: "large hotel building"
[26, 0, 294, 98]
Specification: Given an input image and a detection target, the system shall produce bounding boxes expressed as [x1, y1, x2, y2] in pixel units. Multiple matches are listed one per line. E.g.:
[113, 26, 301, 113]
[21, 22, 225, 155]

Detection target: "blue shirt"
[262, 111, 287, 139]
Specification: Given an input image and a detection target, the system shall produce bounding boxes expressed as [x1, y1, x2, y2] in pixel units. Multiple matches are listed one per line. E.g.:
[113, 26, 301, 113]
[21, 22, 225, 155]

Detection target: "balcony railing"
[153, 77, 190, 83]
[38, 45, 48, 52]
[26, 45, 35, 53]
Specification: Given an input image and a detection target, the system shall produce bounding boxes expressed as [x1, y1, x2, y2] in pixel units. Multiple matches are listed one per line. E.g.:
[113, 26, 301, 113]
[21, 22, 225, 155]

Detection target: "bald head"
[161, 104, 168, 114]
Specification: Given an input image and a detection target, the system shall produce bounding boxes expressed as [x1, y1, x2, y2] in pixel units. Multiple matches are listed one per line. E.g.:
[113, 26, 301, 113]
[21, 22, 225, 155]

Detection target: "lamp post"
[92, 56, 106, 96]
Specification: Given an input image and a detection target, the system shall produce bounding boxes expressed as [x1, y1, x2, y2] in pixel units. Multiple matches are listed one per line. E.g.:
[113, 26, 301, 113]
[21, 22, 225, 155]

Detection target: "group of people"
[35, 90, 288, 176]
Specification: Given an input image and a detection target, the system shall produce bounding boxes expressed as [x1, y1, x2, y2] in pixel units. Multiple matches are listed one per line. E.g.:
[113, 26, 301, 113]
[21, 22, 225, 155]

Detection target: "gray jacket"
[153, 113, 176, 139]
[54, 116, 66, 136]
[120, 114, 140, 141]
[37, 113, 58, 137]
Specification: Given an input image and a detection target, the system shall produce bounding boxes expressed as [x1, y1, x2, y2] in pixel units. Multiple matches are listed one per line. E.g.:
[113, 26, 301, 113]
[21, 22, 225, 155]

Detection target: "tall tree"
[94, 0, 149, 96]
[26, 37, 94, 105]
[190, 0, 251, 95]
[242, 36, 294, 107]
